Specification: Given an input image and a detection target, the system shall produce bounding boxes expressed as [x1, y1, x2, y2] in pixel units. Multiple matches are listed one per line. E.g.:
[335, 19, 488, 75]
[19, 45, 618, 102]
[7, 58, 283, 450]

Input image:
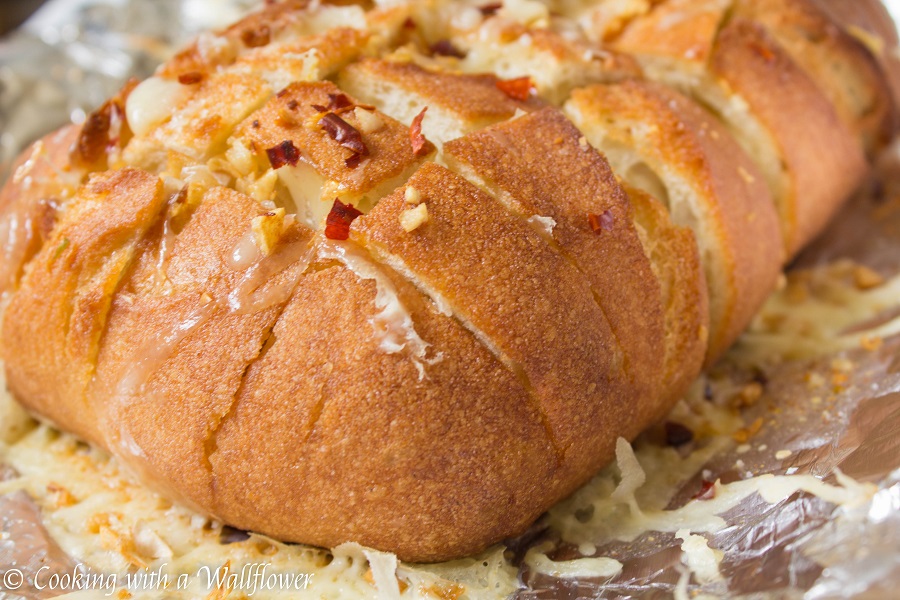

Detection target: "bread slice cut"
[565, 80, 783, 361]
[354, 162, 639, 485]
[210, 240, 558, 562]
[443, 107, 671, 418]
[625, 183, 708, 415]
[0, 126, 83, 296]
[88, 186, 315, 511]
[339, 58, 541, 149]
[2, 169, 166, 445]
[454, 16, 642, 104]
[233, 81, 433, 228]
[734, 0, 895, 155]
[710, 17, 869, 256]
[612, 0, 869, 256]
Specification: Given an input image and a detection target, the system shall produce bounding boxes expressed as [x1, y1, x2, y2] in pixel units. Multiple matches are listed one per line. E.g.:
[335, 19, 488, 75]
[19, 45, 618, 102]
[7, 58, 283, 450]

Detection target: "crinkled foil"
[2, 2, 900, 599]
[0, 0, 257, 182]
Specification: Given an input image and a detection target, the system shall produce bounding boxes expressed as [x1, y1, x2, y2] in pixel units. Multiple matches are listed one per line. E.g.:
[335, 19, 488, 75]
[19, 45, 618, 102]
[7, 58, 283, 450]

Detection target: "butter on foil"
[2, 1, 900, 599]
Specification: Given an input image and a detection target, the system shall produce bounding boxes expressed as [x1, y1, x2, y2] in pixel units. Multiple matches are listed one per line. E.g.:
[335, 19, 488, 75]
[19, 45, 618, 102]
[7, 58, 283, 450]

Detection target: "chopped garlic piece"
[225, 139, 256, 177]
[404, 186, 422, 205]
[400, 203, 429, 232]
[499, 0, 550, 27]
[251, 207, 286, 255]
[354, 107, 384, 134]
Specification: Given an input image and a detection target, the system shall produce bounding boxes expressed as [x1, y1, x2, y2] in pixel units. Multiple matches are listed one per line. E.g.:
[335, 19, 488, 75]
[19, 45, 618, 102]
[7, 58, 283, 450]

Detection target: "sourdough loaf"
[0, 0, 895, 561]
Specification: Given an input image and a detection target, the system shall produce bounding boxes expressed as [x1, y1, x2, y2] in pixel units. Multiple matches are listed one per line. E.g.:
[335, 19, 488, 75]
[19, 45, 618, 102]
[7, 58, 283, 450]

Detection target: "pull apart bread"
[0, 0, 895, 562]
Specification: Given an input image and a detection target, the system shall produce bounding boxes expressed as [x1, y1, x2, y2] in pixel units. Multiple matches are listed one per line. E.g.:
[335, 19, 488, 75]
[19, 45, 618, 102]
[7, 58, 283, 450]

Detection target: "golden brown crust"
[340, 58, 539, 125]
[0, 0, 890, 564]
[624, 184, 708, 414]
[613, 0, 874, 255]
[211, 251, 558, 561]
[612, 0, 730, 68]
[735, 0, 896, 154]
[711, 17, 869, 256]
[443, 108, 668, 421]
[0, 126, 83, 296]
[353, 162, 638, 485]
[2, 168, 165, 444]
[88, 186, 314, 510]
[812, 0, 900, 117]
[566, 80, 783, 360]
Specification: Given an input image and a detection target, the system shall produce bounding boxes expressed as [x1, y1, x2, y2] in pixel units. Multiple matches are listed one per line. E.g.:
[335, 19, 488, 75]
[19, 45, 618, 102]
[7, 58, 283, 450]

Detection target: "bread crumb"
[732, 417, 763, 443]
[830, 358, 853, 372]
[578, 136, 589, 150]
[404, 186, 422, 205]
[805, 372, 825, 389]
[400, 203, 429, 232]
[731, 382, 763, 408]
[853, 265, 884, 290]
[775, 449, 792, 460]
[737, 166, 755, 184]
[861, 336, 883, 352]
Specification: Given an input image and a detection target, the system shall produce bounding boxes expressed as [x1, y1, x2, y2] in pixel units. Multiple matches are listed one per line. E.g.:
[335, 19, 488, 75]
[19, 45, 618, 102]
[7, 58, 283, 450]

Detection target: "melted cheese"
[317, 239, 441, 379]
[126, 77, 191, 138]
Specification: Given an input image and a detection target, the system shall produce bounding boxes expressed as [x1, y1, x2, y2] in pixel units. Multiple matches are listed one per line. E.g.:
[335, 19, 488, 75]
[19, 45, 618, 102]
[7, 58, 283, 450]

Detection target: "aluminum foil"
[0, 0, 257, 182]
[1, 1, 900, 599]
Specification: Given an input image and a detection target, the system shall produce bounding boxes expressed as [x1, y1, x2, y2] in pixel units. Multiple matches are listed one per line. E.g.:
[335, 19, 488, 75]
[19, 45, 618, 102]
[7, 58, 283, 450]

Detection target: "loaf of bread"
[0, 0, 894, 562]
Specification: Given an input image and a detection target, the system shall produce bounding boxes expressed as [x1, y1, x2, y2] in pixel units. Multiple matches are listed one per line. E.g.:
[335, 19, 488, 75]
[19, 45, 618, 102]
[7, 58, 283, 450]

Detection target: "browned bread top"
[0, 0, 894, 562]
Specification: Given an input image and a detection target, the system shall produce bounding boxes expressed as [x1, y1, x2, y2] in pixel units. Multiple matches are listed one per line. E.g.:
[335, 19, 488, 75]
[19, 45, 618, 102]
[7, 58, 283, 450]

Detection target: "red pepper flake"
[588, 210, 614, 234]
[403, 17, 416, 29]
[265, 140, 300, 169]
[750, 41, 776, 62]
[320, 113, 369, 156]
[328, 93, 353, 111]
[324, 199, 363, 240]
[496, 76, 535, 101]
[664, 421, 694, 447]
[251, 119, 260, 129]
[479, 2, 502, 15]
[431, 40, 466, 58]
[276, 88, 290, 98]
[410, 107, 429, 156]
[177, 71, 203, 85]
[241, 24, 271, 48]
[286, 99, 299, 111]
[313, 94, 369, 115]
[345, 153, 362, 169]
[692, 480, 716, 501]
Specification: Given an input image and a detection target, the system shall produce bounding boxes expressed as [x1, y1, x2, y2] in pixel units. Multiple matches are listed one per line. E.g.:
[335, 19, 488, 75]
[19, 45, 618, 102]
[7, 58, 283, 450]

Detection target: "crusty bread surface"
[0, 0, 895, 562]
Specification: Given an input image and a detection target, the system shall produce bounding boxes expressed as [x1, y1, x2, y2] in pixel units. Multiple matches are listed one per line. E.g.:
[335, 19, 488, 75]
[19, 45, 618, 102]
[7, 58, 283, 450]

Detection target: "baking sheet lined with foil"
[2, 1, 900, 599]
